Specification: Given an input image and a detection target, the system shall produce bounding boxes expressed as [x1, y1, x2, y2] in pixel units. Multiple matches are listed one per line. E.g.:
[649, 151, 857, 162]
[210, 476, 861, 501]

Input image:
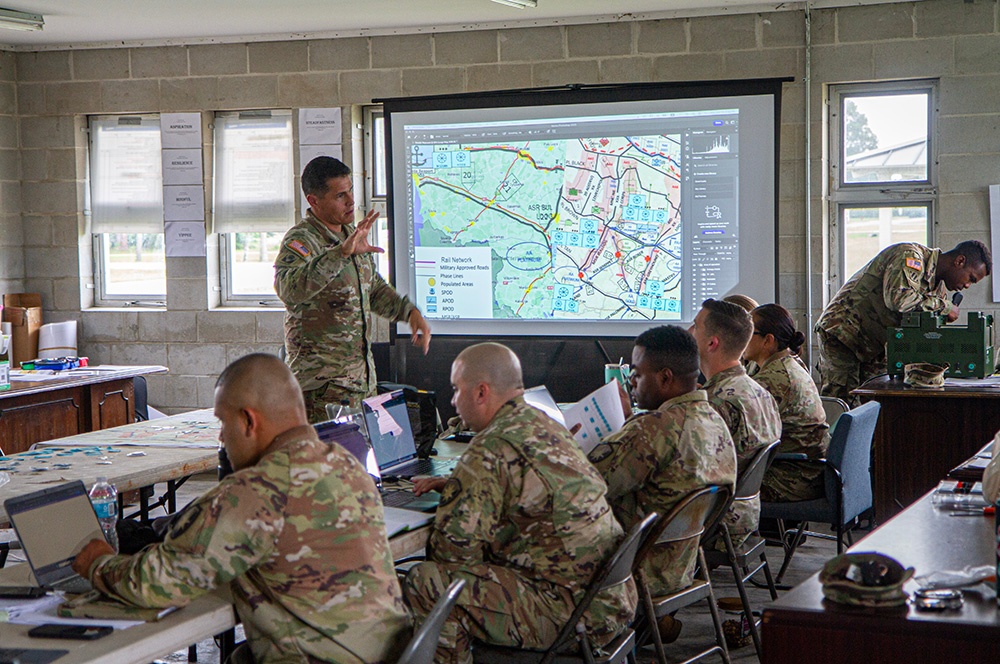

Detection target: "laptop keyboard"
[390, 458, 456, 478]
[382, 491, 427, 508]
[52, 576, 93, 594]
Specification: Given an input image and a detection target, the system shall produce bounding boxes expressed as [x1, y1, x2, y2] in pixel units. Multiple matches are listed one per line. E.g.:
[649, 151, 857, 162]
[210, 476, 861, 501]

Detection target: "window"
[363, 106, 390, 278]
[88, 115, 166, 305]
[214, 110, 294, 305]
[829, 81, 936, 283]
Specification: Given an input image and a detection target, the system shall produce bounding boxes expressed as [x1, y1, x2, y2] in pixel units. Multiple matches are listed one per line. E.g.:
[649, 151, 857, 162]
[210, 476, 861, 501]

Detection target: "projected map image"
[410, 134, 682, 321]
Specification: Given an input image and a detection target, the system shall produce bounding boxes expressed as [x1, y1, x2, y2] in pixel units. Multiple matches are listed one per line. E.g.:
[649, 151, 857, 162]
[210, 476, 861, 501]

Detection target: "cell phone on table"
[0, 586, 48, 599]
[27, 624, 113, 640]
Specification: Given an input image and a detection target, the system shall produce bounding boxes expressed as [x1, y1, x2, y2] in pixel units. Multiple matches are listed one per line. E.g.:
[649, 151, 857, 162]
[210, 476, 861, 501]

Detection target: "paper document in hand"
[523, 385, 566, 427]
[564, 380, 626, 455]
[383, 506, 433, 538]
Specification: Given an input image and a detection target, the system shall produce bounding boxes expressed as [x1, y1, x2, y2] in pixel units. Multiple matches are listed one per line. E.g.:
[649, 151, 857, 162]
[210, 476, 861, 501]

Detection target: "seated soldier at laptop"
[406, 342, 636, 664]
[72, 353, 411, 664]
[588, 326, 737, 598]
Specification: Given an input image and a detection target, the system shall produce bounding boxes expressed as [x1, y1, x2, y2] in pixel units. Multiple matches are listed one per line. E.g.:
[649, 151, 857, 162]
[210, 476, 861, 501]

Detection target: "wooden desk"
[0, 410, 219, 527]
[762, 492, 1000, 662]
[0, 366, 167, 454]
[853, 376, 1000, 519]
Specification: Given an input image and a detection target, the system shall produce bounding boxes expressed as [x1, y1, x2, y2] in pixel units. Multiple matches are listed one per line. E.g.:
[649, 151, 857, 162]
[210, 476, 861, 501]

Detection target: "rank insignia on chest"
[287, 239, 311, 258]
[905, 257, 922, 271]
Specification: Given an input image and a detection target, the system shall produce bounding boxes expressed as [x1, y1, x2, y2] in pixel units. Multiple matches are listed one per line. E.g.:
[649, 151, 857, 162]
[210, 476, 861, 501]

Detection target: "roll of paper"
[37, 320, 78, 359]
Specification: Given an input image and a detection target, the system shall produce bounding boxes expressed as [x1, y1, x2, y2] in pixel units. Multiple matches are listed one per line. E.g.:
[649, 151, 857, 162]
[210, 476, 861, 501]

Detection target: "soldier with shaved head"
[73, 353, 410, 664]
[405, 342, 637, 664]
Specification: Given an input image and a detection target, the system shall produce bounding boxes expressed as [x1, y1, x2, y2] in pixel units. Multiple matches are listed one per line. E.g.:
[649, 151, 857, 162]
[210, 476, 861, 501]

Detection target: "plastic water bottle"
[89, 477, 119, 553]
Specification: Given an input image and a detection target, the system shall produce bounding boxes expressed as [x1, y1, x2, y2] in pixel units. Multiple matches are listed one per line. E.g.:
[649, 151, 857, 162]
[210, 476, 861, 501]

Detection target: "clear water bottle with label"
[89, 477, 119, 553]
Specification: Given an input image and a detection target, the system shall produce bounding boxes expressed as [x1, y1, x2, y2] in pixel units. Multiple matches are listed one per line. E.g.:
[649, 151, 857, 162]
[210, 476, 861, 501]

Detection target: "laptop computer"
[313, 418, 440, 513]
[362, 390, 457, 480]
[4, 480, 104, 594]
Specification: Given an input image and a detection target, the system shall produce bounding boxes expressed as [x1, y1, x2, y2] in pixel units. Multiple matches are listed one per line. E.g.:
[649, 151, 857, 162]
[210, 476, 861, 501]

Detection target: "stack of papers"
[384, 507, 433, 538]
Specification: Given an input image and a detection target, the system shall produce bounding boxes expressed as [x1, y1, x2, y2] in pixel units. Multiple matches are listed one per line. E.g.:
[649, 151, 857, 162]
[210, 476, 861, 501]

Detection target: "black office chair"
[472, 513, 657, 664]
[761, 400, 881, 583]
[133, 376, 150, 422]
[702, 440, 781, 661]
[397, 579, 466, 664]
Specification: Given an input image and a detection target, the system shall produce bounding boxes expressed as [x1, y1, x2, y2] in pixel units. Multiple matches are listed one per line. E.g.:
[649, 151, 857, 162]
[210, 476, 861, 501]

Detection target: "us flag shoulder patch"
[905, 257, 922, 271]
[287, 239, 310, 258]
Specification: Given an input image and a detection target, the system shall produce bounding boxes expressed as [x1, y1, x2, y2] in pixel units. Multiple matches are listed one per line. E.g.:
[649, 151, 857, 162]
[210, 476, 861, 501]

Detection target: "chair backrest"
[133, 376, 150, 422]
[540, 512, 658, 662]
[824, 400, 880, 524]
[396, 578, 466, 664]
[734, 439, 781, 501]
[820, 396, 850, 431]
[636, 485, 733, 565]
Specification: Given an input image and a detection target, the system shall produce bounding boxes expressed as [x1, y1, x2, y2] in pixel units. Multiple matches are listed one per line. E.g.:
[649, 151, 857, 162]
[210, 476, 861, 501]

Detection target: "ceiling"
[0, 0, 912, 50]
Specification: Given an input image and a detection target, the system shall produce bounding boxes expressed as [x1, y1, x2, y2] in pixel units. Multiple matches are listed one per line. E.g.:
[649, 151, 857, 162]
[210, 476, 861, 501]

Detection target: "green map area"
[411, 135, 682, 321]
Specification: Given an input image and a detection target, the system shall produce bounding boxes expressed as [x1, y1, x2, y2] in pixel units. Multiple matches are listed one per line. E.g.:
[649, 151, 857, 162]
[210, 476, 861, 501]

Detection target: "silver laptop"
[5, 480, 104, 594]
[314, 417, 440, 513]
[362, 390, 456, 480]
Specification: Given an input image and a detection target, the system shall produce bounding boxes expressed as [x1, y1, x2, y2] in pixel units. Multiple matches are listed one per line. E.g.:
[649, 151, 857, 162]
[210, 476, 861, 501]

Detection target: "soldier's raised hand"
[339, 209, 384, 257]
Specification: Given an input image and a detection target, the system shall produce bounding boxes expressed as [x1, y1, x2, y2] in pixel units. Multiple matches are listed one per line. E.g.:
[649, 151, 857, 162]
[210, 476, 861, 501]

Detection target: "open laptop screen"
[5, 480, 104, 583]
[313, 419, 380, 479]
[363, 390, 419, 471]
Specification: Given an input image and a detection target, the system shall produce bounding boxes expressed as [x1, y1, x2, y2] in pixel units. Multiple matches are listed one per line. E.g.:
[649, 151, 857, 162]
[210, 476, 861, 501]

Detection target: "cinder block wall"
[11, 0, 1000, 413]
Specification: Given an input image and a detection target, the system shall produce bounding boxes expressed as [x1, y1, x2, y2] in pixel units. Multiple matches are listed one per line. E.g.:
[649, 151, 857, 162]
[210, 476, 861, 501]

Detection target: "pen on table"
[948, 506, 995, 516]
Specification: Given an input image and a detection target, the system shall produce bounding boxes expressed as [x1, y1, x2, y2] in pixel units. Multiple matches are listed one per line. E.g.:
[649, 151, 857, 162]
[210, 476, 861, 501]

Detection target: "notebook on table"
[313, 417, 441, 513]
[4, 480, 104, 595]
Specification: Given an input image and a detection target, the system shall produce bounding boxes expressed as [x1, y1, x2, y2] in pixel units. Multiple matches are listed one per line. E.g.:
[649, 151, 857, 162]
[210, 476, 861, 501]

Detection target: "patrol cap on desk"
[904, 362, 949, 388]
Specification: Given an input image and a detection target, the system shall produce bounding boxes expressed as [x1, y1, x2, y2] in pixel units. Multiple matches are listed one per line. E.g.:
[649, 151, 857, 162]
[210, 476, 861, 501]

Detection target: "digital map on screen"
[409, 134, 684, 322]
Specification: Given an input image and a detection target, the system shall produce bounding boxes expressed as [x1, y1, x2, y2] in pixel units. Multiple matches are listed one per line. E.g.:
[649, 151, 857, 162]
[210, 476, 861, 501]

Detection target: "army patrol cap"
[819, 552, 914, 608]
[903, 362, 949, 388]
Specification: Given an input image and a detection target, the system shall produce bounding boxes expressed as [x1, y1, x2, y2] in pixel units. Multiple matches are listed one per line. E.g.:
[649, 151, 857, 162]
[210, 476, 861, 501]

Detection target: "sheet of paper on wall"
[990, 184, 1000, 303]
[563, 380, 626, 455]
[160, 112, 202, 149]
[165, 221, 207, 257]
[299, 107, 342, 146]
[164, 185, 206, 222]
[299, 144, 344, 212]
[162, 148, 204, 186]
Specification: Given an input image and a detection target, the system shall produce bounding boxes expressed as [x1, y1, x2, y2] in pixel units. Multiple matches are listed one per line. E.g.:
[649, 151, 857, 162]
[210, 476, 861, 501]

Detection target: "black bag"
[377, 381, 441, 457]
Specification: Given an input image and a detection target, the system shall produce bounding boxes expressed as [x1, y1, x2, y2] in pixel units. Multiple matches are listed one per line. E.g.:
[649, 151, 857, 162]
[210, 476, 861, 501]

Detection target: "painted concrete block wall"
[9, 0, 1000, 413]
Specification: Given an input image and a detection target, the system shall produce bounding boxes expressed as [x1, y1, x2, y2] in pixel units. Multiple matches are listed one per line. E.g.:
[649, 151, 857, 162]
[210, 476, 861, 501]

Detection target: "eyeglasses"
[752, 331, 765, 336]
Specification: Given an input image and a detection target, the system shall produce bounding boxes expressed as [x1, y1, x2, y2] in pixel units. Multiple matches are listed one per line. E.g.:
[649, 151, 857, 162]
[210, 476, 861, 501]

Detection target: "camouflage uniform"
[816, 243, 950, 403]
[85, 425, 411, 664]
[403, 397, 637, 664]
[754, 353, 831, 502]
[274, 211, 415, 422]
[703, 365, 781, 547]
[589, 390, 737, 596]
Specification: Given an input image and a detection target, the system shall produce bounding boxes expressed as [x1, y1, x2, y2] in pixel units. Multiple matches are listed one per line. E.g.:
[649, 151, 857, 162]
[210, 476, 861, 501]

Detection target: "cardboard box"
[3, 293, 43, 366]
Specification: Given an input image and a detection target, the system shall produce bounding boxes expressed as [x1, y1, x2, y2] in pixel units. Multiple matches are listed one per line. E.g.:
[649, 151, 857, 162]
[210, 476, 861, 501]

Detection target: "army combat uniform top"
[403, 397, 637, 664]
[703, 365, 782, 546]
[86, 426, 411, 664]
[589, 390, 737, 596]
[753, 352, 831, 502]
[274, 211, 415, 418]
[815, 243, 949, 400]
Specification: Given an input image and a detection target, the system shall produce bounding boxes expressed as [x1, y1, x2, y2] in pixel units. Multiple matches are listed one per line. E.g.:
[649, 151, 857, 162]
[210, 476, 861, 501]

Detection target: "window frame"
[87, 113, 167, 307]
[363, 105, 391, 280]
[213, 109, 294, 307]
[828, 80, 938, 287]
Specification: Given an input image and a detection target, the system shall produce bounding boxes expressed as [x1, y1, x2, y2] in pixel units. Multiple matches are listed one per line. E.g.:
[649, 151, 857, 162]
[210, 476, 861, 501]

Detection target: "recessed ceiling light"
[490, 0, 538, 8]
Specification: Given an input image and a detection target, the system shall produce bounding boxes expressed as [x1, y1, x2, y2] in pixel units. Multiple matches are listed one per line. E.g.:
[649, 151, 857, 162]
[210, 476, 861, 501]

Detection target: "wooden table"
[762, 491, 1000, 662]
[0, 365, 167, 454]
[0, 410, 219, 527]
[853, 375, 1000, 519]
